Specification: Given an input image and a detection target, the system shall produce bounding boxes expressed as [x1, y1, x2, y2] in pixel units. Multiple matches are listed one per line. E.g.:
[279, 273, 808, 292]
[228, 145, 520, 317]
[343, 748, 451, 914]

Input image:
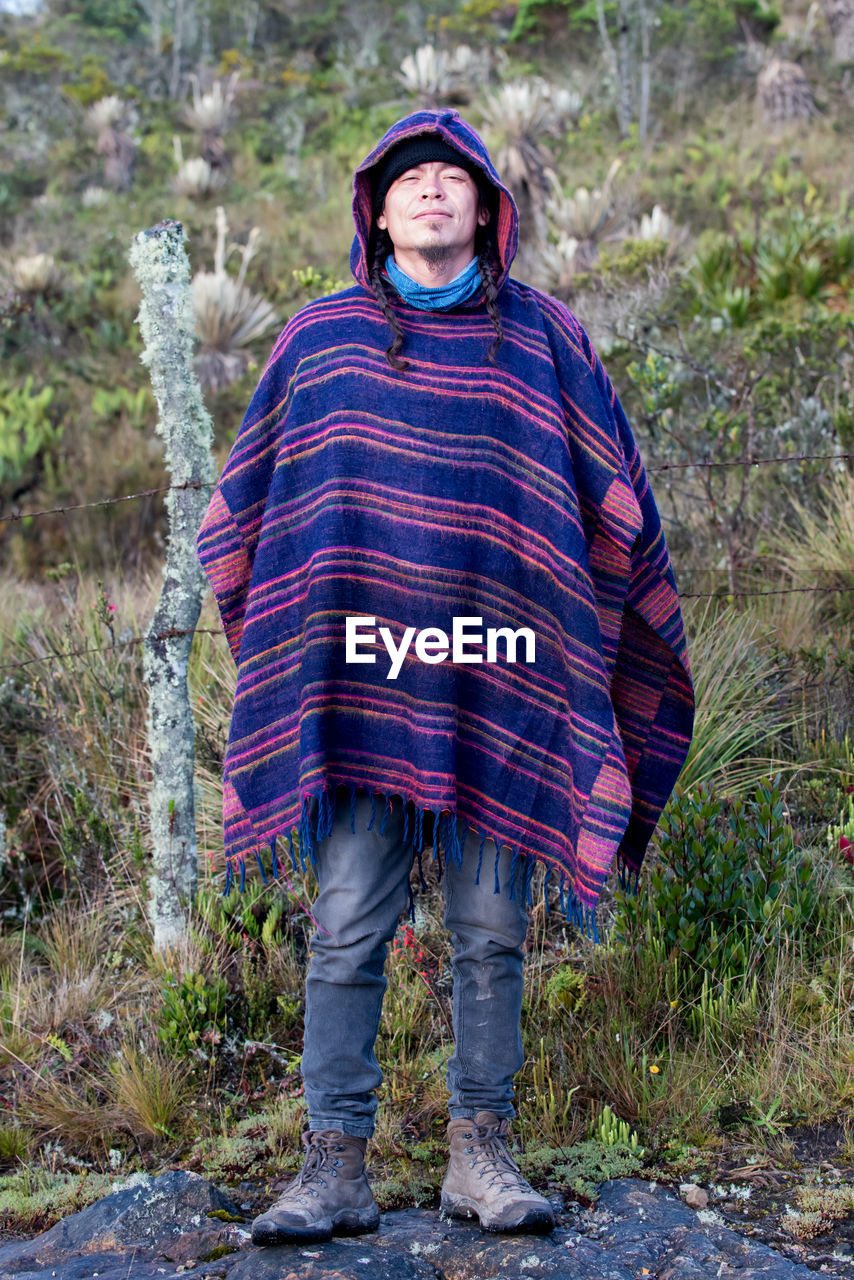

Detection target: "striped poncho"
[196, 108, 694, 942]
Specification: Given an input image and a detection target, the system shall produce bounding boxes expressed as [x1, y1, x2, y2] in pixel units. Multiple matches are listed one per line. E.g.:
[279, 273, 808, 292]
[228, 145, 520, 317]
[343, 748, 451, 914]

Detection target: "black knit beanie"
[370, 133, 488, 221]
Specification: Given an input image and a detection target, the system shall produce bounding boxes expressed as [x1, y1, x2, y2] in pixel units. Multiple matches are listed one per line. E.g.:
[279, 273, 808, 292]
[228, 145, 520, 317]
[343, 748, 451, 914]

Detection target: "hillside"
[1, 0, 854, 1259]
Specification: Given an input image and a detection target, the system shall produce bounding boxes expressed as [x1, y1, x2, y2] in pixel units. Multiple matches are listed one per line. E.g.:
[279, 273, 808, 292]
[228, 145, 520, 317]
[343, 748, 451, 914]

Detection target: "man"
[197, 108, 694, 1246]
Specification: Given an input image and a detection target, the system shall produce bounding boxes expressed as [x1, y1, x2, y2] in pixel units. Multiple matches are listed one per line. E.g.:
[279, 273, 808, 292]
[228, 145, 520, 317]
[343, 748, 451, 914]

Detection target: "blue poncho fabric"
[196, 108, 695, 941]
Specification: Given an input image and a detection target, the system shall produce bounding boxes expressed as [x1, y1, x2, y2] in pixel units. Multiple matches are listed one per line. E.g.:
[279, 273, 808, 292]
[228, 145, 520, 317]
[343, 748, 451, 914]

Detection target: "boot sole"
[252, 1205, 380, 1247]
[440, 1191, 554, 1234]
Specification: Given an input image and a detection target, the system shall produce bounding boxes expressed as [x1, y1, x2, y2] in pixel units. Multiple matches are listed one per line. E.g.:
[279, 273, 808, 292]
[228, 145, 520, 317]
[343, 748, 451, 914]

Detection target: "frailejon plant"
[688, 192, 854, 327]
[612, 777, 823, 996]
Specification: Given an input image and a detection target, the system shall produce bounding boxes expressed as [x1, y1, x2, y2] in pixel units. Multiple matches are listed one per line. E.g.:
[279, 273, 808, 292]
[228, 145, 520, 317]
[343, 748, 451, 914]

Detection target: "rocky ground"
[0, 1168, 850, 1280]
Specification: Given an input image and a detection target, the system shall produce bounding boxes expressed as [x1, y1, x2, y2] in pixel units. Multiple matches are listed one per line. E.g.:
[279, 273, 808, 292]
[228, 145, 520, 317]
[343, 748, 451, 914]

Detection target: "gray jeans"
[300, 786, 529, 1139]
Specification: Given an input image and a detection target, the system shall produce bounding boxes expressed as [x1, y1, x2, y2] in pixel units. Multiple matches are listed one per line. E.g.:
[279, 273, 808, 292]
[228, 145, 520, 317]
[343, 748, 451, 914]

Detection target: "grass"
[678, 600, 803, 797]
[1, 7, 854, 1235]
[771, 471, 854, 632]
[0, 758, 850, 1228]
[2, 572, 852, 1227]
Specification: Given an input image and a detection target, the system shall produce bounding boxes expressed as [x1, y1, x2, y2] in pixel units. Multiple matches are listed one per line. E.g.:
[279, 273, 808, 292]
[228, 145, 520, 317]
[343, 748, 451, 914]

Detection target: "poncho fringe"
[221, 781, 642, 942]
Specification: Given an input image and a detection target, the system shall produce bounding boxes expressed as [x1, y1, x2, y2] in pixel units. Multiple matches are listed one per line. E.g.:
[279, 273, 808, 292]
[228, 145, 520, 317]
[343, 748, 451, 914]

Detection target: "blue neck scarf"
[383, 253, 482, 311]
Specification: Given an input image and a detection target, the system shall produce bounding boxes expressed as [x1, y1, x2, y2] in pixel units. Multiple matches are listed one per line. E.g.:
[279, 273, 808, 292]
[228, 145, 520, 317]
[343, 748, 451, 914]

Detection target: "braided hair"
[478, 234, 504, 367]
[368, 234, 408, 372]
[367, 197, 504, 373]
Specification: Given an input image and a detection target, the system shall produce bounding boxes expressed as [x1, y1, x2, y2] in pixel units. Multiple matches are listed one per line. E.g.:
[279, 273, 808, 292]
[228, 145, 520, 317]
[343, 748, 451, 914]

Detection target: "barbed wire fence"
[2, 447, 853, 678]
[3, 448, 854, 527]
[2, 218, 852, 938]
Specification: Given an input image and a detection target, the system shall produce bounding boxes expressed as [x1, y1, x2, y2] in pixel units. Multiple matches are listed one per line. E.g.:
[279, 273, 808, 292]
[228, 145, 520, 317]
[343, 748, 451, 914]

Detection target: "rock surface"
[0, 1171, 833, 1280]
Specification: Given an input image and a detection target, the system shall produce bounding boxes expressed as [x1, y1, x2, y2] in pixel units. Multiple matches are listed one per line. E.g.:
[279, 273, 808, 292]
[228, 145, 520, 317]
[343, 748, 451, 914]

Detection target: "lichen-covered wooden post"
[129, 219, 215, 951]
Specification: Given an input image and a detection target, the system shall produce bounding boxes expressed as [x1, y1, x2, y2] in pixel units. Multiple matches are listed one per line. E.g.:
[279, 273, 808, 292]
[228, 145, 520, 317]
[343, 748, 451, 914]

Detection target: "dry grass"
[1, 563, 852, 1214]
[106, 1042, 195, 1143]
[23, 1042, 195, 1153]
[0, 968, 42, 1070]
[260, 1092, 306, 1158]
[152, 921, 218, 985]
[38, 894, 116, 975]
[743, 585, 828, 653]
[33, 968, 112, 1036]
[678, 599, 803, 796]
[771, 471, 854, 630]
[25, 1073, 124, 1156]
[188, 614, 234, 866]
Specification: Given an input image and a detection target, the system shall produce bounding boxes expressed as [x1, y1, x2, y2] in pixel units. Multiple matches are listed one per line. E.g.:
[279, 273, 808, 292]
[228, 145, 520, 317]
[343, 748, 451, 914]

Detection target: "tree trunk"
[594, 0, 625, 133]
[128, 219, 215, 952]
[200, 0, 212, 68]
[616, 0, 634, 138]
[169, 0, 185, 101]
[148, 0, 163, 61]
[638, 0, 651, 142]
[821, 0, 854, 62]
[245, 0, 261, 50]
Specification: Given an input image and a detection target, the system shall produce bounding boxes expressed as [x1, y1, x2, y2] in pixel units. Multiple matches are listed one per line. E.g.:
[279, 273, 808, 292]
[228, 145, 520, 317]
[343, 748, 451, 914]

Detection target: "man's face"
[376, 161, 490, 269]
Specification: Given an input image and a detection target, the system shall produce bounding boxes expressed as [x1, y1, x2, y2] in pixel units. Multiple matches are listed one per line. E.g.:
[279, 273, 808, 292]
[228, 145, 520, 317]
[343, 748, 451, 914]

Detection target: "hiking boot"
[440, 1111, 556, 1234]
[251, 1128, 379, 1245]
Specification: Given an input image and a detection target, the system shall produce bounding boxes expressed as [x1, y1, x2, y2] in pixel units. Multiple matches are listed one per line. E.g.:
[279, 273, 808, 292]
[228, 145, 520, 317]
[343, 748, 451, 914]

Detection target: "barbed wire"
[0, 480, 213, 526]
[647, 450, 854, 474]
[0, 628, 223, 675]
[2, 581, 853, 676]
[1, 451, 851, 526]
[681, 583, 854, 600]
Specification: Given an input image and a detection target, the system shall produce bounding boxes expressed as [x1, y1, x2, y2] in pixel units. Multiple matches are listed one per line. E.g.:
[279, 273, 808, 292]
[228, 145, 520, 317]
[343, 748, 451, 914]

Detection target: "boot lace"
[272, 1131, 345, 1203]
[463, 1120, 533, 1194]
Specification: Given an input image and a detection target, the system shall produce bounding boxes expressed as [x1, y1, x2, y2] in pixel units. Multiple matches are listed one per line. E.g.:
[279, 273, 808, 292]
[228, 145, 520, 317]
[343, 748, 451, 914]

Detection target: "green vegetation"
[1, 0, 853, 1244]
[0, 378, 59, 504]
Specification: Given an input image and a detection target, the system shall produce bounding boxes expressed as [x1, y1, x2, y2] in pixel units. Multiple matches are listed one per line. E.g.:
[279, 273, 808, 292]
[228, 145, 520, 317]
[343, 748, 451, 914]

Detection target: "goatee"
[416, 242, 455, 271]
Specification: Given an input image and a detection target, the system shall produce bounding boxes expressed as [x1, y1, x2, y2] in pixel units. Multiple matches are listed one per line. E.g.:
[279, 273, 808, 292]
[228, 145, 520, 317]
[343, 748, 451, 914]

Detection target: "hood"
[350, 108, 519, 296]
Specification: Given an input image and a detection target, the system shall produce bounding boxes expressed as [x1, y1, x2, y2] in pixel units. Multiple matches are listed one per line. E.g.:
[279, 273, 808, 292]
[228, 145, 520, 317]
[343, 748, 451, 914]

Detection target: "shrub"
[688, 197, 854, 328]
[157, 969, 228, 1059]
[194, 883, 288, 951]
[612, 777, 825, 995]
[0, 34, 71, 78]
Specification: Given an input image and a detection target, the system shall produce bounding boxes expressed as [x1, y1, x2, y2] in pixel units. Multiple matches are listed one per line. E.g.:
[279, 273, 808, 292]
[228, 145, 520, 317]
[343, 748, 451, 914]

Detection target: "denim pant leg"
[301, 787, 414, 1139]
[442, 832, 529, 1120]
